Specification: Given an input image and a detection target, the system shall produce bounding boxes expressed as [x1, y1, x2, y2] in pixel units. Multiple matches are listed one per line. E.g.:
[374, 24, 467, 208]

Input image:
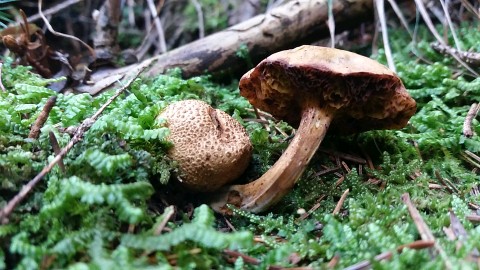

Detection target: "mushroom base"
[210, 103, 334, 213]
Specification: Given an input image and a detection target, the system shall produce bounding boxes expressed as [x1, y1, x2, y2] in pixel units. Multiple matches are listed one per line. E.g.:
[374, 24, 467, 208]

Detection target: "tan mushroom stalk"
[158, 99, 252, 192]
[210, 45, 417, 213]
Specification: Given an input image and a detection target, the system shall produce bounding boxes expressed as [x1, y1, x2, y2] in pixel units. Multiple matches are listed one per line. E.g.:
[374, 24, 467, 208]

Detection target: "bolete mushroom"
[158, 99, 252, 192]
[210, 45, 416, 213]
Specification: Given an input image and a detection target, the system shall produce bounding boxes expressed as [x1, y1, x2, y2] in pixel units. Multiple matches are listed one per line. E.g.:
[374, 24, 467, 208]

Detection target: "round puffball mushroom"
[158, 99, 252, 192]
[210, 45, 417, 213]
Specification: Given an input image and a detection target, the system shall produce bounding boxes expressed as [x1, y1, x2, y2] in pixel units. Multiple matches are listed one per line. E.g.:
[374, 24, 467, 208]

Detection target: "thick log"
[84, 0, 373, 93]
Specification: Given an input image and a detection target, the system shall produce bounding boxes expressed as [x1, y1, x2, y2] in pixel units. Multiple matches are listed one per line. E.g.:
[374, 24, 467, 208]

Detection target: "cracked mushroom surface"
[158, 99, 252, 192]
[210, 45, 416, 213]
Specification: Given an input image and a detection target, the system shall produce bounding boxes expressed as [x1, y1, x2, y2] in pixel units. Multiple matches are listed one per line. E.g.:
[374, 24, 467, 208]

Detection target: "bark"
[85, 0, 374, 90]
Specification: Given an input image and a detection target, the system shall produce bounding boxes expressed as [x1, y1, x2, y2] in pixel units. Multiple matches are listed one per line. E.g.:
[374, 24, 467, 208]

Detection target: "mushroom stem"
[211, 102, 334, 213]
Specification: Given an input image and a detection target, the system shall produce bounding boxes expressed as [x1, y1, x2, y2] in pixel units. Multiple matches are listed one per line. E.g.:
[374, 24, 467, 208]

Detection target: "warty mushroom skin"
[210, 45, 416, 213]
[158, 99, 252, 192]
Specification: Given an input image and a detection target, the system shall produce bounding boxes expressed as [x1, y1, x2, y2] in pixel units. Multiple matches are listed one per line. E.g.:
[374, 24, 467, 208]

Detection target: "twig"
[48, 131, 65, 173]
[38, 0, 95, 58]
[401, 193, 453, 269]
[413, 0, 446, 45]
[466, 214, 480, 223]
[463, 103, 480, 137]
[434, 170, 459, 194]
[313, 166, 341, 177]
[0, 63, 5, 92]
[26, 0, 81, 23]
[28, 96, 57, 139]
[402, 193, 435, 241]
[297, 194, 326, 221]
[386, 0, 412, 37]
[460, 152, 480, 169]
[344, 240, 434, 270]
[224, 217, 237, 232]
[358, 145, 374, 170]
[223, 249, 260, 265]
[448, 211, 480, 257]
[432, 43, 480, 67]
[333, 176, 345, 189]
[332, 189, 349, 215]
[341, 161, 351, 173]
[191, 0, 205, 39]
[319, 149, 367, 164]
[438, 0, 461, 51]
[326, 254, 340, 268]
[145, 0, 167, 53]
[374, 0, 395, 72]
[0, 63, 150, 224]
[253, 106, 271, 133]
[326, 0, 335, 48]
[153, 206, 175, 235]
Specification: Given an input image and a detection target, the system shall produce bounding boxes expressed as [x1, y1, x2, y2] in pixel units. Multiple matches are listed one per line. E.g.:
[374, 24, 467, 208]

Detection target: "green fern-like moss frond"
[41, 176, 153, 224]
[122, 205, 252, 251]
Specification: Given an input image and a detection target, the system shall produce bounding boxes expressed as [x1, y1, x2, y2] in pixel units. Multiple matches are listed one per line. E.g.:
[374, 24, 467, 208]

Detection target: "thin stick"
[319, 149, 367, 164]
[333, 175, 345, 189]
[333, 189, 349, 215]
[434, 170, 459, 194]
[402, 193, 435, 240]
[326, 0, 335, 48]
[191, 0, 205, 39]
[0, 63, 5, 92]
[326, 254, 340, 268]
[386, 0, 412, 37]
[314, 166, 341, 177]
[153, 206, 175, 235]
[438, 0, 461, 50]
[223, 217, 237, 232]
[463, 103, 479, 138]
[375, 0, 396, 72]
[344, 240, 434, 270]
[297, 194, 326, 221]
[38, 0, 95, 57]
[26, 0, 81, 23]
[466, 214, 480, 223]
[401, 193, 453, 269]
[48, 131, 65, 173]
[0, 64, 150, 224]
[28, 96, 57, 139]
[145, 0, 167, 53]
[223, 249, 260, 265]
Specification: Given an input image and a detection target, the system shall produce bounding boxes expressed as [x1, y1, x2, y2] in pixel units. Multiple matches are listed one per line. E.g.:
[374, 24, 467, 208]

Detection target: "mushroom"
[158, 99, 252, 192]
[210, 45, 416, 213]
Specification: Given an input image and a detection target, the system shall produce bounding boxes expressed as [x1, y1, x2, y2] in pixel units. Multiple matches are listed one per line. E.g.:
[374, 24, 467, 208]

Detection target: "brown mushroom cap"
[240, 45, 416, 134]
[158, 99, 252, 192]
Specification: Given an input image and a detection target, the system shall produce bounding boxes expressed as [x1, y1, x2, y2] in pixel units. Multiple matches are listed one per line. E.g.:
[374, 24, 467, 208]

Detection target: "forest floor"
[1, 1, 480, 269]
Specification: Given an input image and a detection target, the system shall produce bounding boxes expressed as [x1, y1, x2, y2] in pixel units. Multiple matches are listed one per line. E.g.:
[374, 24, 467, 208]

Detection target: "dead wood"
[84, 0, 374, 92]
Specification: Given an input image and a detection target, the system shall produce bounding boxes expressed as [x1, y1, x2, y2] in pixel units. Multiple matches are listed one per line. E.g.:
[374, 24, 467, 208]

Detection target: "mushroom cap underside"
[158, 99, 252, 191]
[239, 45, 416, 134]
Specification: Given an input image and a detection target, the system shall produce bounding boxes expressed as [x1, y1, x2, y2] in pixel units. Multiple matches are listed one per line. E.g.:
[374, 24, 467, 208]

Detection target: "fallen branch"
[0, 63, 150, 224]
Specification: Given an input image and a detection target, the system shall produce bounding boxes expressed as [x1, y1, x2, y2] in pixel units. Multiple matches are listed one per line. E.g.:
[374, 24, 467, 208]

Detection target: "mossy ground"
[1, 24, 480, 269]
